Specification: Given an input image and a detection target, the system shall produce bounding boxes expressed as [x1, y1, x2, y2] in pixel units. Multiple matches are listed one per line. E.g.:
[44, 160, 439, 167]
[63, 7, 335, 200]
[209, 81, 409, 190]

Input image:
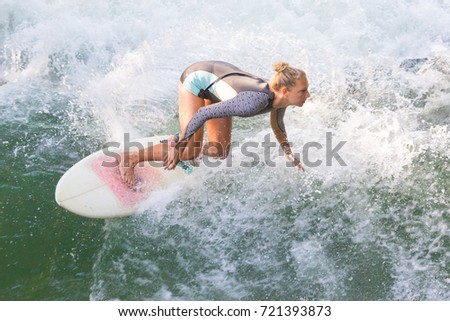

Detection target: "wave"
[1, 0, 449, 300]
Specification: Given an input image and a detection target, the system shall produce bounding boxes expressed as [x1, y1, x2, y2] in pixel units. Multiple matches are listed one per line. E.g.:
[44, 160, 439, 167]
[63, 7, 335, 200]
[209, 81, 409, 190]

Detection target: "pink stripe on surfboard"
[90, 155, 163, 206]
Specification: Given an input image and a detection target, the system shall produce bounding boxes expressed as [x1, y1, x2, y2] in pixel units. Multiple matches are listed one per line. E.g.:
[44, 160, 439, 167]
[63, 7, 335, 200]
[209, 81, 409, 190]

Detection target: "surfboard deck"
[55, 136, 187, 218]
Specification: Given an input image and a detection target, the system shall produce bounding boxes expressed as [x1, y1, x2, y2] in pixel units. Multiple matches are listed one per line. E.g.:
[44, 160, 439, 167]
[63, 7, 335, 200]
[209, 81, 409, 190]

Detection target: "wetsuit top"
[179, 61, 289, 149]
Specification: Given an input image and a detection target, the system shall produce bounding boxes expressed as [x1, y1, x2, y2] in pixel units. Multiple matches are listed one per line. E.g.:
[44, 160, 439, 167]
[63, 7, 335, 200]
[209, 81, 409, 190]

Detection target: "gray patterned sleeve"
[181, 91, 271, 141]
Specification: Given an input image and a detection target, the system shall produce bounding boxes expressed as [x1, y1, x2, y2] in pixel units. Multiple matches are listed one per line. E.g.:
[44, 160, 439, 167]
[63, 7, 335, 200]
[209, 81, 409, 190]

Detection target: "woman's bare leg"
[119, 82, 206, 187]
[204, 116, 232, 158]
[119, 81, 234, 188]
[177, 83, 206, 160]
[178, 91, 233, 160]
[118, 142, 169, 188]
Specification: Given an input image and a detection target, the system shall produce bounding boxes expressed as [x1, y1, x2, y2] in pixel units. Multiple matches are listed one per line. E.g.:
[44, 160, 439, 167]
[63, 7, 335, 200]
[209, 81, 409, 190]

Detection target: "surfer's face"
[287, 77, 310, 107]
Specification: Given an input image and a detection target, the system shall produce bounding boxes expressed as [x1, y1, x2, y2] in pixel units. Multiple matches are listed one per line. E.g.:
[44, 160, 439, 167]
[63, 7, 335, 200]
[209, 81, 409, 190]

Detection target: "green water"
[1, 93, 103, 300]
[1, 0, 450, 301]
[1, 94, 449, 300]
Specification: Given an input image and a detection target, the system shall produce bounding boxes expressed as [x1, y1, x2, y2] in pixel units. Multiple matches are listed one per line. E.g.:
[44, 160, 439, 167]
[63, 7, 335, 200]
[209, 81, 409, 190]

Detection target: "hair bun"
[273, 61, 289, 73]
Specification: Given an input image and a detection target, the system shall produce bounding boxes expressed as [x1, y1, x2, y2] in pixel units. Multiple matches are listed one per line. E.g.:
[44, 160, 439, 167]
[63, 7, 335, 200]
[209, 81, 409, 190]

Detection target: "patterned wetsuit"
[179, 61, 289, 148]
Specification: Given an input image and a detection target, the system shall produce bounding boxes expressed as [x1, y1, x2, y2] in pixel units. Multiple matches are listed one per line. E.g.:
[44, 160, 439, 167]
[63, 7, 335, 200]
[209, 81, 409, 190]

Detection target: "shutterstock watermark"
[102, 132, 347, 168]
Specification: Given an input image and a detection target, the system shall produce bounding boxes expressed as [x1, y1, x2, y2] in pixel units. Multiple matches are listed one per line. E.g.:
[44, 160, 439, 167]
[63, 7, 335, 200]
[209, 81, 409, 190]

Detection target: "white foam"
[3, 0, 449, 300]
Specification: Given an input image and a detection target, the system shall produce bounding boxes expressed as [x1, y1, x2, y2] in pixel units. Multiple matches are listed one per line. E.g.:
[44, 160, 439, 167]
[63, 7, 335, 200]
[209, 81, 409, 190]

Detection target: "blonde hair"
[269, 61, 306, 91]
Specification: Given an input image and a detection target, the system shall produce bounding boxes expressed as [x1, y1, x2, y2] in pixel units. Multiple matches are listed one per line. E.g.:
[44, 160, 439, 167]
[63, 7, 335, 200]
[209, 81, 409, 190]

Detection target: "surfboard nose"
[54, 136, 189, 218]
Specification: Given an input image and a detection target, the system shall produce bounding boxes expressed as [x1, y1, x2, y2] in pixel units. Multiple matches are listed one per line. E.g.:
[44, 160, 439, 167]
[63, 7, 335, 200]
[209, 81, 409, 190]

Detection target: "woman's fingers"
[164, 145, 180, 170]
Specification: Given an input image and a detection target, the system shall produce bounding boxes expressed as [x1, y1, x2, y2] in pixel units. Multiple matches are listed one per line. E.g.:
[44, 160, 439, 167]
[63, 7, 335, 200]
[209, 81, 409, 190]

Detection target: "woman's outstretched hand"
[285, 152, 305, 172]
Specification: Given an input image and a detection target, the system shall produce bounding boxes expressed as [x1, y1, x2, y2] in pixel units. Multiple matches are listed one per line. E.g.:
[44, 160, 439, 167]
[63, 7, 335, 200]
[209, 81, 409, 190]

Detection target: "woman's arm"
[270, 108, 304, 171]
[165, 91, 271, 170]
[179, 91, 271, 145]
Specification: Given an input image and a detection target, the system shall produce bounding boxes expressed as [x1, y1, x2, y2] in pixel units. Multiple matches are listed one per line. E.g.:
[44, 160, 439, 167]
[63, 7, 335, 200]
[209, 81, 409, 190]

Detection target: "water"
[1, 0, 449, 300]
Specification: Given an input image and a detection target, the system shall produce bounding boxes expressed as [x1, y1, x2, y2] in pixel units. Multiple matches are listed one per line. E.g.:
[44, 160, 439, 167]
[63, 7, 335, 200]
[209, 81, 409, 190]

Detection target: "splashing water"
[1, 0, 449, 300]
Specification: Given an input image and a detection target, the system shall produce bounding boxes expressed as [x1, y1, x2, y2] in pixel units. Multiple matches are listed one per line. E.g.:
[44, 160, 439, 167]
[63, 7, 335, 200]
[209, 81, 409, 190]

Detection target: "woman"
[119, 60, 310, 188]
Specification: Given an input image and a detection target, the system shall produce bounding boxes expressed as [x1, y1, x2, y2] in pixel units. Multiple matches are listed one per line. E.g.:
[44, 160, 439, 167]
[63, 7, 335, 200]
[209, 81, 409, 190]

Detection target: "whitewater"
[1, 0, 449, 300]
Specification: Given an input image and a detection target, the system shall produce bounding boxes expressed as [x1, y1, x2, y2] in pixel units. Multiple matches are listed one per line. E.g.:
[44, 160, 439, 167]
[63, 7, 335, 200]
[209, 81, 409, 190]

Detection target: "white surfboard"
[55, 136, 188, 218]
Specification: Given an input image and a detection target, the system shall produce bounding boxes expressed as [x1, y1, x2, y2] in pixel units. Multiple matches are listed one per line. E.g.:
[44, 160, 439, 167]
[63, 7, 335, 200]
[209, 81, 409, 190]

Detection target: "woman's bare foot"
[118, 151, 139, 189]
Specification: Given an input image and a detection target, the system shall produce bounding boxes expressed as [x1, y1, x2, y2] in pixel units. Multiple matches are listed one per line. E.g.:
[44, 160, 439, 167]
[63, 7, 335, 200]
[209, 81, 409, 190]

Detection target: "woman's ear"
[281, 86, 288, 95]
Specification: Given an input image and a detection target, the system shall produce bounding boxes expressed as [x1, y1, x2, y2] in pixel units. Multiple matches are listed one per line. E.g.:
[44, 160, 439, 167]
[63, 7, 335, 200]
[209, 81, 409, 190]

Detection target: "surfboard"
[55, 136, 188, 218]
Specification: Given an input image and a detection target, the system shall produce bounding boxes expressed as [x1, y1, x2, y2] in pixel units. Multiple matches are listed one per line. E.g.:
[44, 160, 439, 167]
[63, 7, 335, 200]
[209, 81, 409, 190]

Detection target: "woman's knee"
[203, 141, 230, 159]
[179, 138, 203, 160]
